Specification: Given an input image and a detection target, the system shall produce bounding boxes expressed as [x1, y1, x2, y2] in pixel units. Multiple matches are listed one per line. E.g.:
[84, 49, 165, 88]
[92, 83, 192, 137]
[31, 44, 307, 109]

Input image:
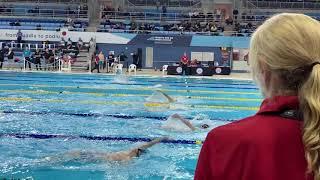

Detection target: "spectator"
[91, 53, 100, 73]
[23, 47, 31, 70]
[60, 38, 66, 48]
[34, 49, 42, 70]
[98, 51, 105, 71]
[17, 30, 22, 44]
[107, 51, 115, 72]
[67, 38, 73, 49]
[162, 4, 167, 15]
[77, 37, 84, 49]
[43, 49, 51, 70]
[119, 51, 127, 63]
[36, 24, 42, 30]
[0, 48, 4, 69]
[15, 20, 21, 26]
[7, 48, 14, 62]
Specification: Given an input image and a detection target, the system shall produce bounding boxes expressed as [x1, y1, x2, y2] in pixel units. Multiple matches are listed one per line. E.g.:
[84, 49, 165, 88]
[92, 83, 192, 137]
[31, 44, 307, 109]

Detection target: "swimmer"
[162, 113, 210, 131]
[43, 137, 168, 163]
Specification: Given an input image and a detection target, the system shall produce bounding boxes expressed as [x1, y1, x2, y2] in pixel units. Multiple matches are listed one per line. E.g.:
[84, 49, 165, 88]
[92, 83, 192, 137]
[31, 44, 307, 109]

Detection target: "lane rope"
[0, 78, 258, 90]
[0, 97, 260, 111]
[0, 109, 236, 122]
[0, 89, 262, 102]
[0, 133, 203, 145]
[0, 83, 261, 95]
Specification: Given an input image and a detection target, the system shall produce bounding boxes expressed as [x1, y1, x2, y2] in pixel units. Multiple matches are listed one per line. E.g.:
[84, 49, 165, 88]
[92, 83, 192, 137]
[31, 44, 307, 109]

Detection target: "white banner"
[0, 29, 132, 44]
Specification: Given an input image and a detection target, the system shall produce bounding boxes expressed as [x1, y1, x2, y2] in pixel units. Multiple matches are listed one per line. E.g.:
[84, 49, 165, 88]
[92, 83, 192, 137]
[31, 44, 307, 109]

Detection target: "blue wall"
[97, 34, 249, 68]
[96, 43, 223, 69]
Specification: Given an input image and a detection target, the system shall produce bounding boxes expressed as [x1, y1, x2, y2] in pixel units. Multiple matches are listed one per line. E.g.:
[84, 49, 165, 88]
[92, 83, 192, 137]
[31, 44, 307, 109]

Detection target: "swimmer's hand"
[137, 137, 169, 150]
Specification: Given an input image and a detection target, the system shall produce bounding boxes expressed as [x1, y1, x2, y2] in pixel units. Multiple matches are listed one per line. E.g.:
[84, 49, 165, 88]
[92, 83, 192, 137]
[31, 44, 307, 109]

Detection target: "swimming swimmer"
[161, 113, 210, 131]
[43, 137, 168, 163]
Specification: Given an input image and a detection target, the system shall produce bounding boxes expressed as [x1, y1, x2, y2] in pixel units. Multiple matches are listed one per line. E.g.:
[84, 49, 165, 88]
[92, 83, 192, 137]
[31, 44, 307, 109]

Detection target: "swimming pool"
[0, 72, 261, 180]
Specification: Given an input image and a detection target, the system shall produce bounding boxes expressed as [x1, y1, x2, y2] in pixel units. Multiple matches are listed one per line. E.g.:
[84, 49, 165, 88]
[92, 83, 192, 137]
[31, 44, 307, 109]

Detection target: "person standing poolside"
[98, 51, 105, 71]
[23, 47, 31, 70]
[195, 13, 319, 180]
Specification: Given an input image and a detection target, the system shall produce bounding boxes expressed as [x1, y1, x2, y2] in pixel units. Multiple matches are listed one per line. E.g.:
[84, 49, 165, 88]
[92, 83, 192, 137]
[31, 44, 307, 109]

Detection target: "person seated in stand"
[190, 59, 199, 67]
[77, 37, 84, 50]
[43, 137, 168, 162]
[162, 113, 210, 132]
[60, 38, 66, 49]
[67, 38, 73, 49]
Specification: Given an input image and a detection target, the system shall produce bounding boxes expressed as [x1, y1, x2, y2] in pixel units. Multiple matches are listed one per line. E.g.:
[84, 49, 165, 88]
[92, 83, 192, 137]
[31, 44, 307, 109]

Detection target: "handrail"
[97, 28, 252, 37]
[126, 0, 201, 7]
[248, 0, 320, 9]
[0, 42, 57, 50]
[2, 0, 87, 3]
[100, 11, 223, 23]
[0, 7, 88, 19]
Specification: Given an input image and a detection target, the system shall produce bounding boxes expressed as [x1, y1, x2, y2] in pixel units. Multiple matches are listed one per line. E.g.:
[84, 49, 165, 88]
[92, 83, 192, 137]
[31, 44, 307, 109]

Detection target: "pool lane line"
[0, 133, 204, 145]
[0, 83, 261, 95]
[0, 78, 258, 90]
[0, 97, 260, 111]
[0, 109, 236, 122]
[0, 89, 262, 102]
[0, 73, 255, 86]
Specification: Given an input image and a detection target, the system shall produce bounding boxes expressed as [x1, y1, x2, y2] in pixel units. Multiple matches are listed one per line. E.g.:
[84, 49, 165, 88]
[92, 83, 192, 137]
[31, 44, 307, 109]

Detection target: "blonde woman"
[195, 13, 320, 180]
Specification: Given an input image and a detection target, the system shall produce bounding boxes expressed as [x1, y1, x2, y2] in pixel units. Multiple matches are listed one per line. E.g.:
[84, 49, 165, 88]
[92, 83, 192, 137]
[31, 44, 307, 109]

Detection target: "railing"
[2, 0, 87, 4]
[127, 0, 201, 7]
[101, 11, 222, 22]
[0, 7, 88, 19]
[0, 42, 57, 50]
[97, 28, 253, 37]
[249, 1, 320, 9]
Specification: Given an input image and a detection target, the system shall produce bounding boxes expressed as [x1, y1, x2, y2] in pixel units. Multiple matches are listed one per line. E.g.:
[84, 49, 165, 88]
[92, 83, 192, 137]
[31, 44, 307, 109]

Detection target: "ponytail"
[299, 64, 320, 180]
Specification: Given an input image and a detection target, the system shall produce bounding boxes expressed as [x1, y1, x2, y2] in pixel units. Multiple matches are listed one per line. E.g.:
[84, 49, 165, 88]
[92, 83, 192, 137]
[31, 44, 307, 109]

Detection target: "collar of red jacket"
[257, 96, 299, 115]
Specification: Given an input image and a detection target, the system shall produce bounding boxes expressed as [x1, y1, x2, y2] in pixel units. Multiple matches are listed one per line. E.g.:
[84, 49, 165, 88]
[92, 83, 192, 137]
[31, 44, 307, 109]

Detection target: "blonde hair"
[249, 13, 320, 180]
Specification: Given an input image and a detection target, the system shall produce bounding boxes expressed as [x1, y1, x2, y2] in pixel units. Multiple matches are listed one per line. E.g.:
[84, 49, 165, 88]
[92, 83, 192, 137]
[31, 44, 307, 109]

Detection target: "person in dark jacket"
[7, 48, 14, 62]
[34, 49, 42, 70]
[0, 49, 4, 69]
[195, 13, 319, 180]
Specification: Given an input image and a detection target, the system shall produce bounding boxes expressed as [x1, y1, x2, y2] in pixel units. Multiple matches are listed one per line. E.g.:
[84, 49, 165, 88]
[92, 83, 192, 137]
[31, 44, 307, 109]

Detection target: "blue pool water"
[0, 72, 262, 180]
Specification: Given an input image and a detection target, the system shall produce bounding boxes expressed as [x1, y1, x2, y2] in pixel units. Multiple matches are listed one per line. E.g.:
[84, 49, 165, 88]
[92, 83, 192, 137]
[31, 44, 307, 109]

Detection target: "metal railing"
[101, 11, 221, 22]
[0, 42, 57, 51]
[97, 28, 253, 37]
[249, 1, 320, 9]
[2, 0, 87, 4]
[127, 0, 201, 7]
[0, 7, 88, 19]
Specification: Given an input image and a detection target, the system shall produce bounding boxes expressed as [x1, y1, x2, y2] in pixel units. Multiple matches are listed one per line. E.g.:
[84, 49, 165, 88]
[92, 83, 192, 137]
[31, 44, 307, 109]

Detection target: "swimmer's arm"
[171, 114, 196, 131]
[155, 90, 175, 103]
[136, 137, 168, 150]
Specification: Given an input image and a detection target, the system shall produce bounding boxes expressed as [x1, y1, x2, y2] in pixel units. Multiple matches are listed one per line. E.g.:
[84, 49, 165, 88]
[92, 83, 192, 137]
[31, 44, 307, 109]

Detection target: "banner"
[0, 29, 135, 44]
[127, 34, 192, 46]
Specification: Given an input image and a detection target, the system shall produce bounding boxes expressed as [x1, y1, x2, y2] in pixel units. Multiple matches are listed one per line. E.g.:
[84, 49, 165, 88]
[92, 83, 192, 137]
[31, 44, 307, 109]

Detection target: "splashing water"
[112, 74, 132, 85]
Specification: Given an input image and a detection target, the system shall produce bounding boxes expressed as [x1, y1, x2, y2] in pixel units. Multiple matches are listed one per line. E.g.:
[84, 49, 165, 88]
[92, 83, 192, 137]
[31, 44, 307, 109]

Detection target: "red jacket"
[195, 96, 313, 180]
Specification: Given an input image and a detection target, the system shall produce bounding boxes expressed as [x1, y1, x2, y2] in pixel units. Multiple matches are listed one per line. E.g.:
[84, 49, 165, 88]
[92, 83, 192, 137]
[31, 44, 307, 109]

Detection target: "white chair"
[162, 65, 168, 76]
[129, 64, 137, 75]
[114, 63, 123, 74]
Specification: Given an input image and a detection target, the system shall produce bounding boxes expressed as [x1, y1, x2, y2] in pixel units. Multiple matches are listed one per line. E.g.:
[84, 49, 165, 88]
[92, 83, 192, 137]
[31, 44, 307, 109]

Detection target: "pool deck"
[0, 69, 253, 81]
